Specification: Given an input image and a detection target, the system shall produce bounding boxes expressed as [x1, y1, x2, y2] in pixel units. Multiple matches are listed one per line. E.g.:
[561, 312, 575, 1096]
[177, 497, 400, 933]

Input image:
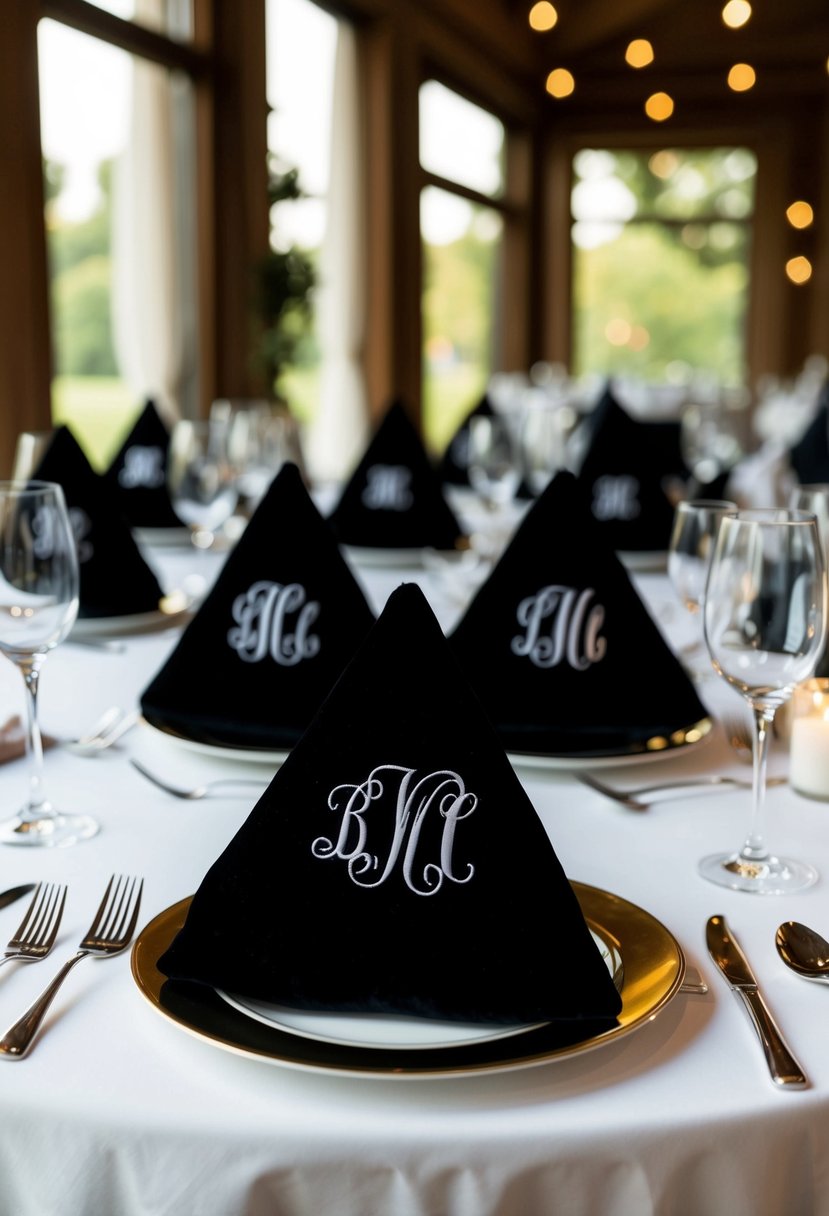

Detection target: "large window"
[37, 8, 198, 469]
[419, 82, 506, 454]
[571, 147, 757, 391]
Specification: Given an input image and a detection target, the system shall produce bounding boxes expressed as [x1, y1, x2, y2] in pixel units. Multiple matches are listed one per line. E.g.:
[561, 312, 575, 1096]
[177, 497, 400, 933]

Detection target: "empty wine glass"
[467, 414, 521, 511]
[790, 484, 829, 557]
[518, 393, 568, 497]
[667, 499, 736, 670]
[701, 509, 828, 893]
[167, 418, 239, 548]
[0, 481, 98, 847]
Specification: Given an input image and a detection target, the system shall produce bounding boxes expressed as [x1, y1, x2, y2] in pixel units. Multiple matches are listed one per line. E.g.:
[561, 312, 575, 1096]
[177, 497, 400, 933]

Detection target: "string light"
[645, 92, 674, 121]
[786, 256, 812, 285]
[722, 0, 752, 28]
[727, 63, 756, 91]
[625, 39, 654, 68]
[529, 2, 558, 31]
[546, 68, 575, 98]
[786, 201, 814, 229]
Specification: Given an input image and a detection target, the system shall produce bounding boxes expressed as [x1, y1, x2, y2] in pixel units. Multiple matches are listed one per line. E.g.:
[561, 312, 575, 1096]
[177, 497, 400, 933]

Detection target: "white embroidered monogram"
[118, 445, 165, 489]
[511, 585, 607, 670]
[311, 764, 476, 895]
[227, 580, 320, 666]
[33, 504, 94, 564]
[591, 474, 640, 521]
[361, 465, 414, 511]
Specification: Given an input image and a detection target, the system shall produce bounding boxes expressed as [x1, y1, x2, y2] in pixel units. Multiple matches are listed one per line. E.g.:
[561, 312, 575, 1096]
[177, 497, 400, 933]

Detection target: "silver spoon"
[775, 921, 829, 983]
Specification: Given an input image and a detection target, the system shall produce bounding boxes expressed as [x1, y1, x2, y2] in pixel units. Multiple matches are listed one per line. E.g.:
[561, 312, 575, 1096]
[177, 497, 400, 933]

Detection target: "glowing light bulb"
[645, 92, 674, 121]
[727, 63, 756, 91]
[625, 39, 654, 68]
[529, 2, 558, 31]
[722, 0, 752, 28]
[546, 68, 575, 98]
[786, 256, 812, 285]
[786, 201, 814, 229]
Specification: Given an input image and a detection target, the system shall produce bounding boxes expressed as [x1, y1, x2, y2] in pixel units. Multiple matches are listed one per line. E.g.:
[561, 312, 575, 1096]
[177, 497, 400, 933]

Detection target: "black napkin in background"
[790, 380, 829, 485]
[158, 582, 622, 1031]
[436, 392, 495, 487]
[141, 462, 376, 750]
[327, 398, 466, 550]
[104, 399, 183, 528]
[449, 470, 708, 756]
[574, 384, 688, 551]
[31, 425, 164, 618]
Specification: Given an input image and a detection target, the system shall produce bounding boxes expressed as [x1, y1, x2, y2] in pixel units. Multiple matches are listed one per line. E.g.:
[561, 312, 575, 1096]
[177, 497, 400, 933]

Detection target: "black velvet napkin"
[141, 463, 376, 750]
[790, 381, 829, 484]
[327, 398, 466, 550]
[31, 425, 164, 618]
[104, 399, 183, 528]
[449, 470, 708, 756]
[158, 582, 622, 1030]
[574, 385, 687, 551]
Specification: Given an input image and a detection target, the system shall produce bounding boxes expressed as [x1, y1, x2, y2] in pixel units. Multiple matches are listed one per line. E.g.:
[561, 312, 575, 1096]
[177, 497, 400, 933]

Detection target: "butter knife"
[0, 884, 36, 912]
[706, 914, 808, 1089]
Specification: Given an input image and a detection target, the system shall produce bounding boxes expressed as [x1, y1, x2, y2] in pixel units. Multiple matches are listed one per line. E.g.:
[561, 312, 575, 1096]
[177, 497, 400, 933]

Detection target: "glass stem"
[19, 656, 49, 820]
[741, 703, 773, 862]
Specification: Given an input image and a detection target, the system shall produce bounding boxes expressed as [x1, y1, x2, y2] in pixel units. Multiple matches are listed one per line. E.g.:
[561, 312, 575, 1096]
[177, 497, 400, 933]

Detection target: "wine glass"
[790, 484, 829, 558]
[701, 509, 828, 893]
[680, 399, 743, 493]
[518, 392, 568, 497]
[167, 418, 239, 548]
[467, 414, 521, 510]
[0, 481, 98, 847]
[667, 499, 736, 670]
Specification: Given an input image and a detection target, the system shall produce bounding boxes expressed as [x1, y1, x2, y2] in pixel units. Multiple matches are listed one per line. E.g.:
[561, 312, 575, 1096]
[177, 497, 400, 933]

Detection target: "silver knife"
[0, 884, 36, 913]
[706, 914, 808, 1089]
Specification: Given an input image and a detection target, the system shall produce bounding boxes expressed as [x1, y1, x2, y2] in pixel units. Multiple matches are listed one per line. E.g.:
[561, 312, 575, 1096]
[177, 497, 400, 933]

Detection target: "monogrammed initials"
[311, 765, 477, 896]
[361, 465, 413, 511]
[511, 585, 607, 670]
[32, 504, 93, 564]
[592, 474, 640, 521]
[227, 580, 320, 665]
[118, 446, 165, 489]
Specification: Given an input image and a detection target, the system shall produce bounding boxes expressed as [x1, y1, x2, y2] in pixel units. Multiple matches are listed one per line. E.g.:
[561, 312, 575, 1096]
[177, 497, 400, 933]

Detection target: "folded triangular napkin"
[104, 399, 183, 528]
[574, 385, 686, 551]
[327, 398, 466, 550]
[790, 382, 829, 485]
[158, 582, 622, 1029]
[436, 392, 495, 487]
[141, 463, 376, 750]
[449, 471, 708, 756]
[31, 425, 164, 618]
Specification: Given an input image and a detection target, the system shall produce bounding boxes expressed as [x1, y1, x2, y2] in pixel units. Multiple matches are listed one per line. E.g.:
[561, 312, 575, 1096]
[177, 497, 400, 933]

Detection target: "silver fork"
[0, 874, 143, 1059]
[65, 708, 140, 755]
[130, 758, 268, 800]
[0, 883, 67, 969]
[576, 770, 787, 812]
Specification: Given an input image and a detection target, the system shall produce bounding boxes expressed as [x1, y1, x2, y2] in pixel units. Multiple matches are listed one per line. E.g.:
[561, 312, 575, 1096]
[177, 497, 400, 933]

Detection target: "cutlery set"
[0, 875, 142, 1059]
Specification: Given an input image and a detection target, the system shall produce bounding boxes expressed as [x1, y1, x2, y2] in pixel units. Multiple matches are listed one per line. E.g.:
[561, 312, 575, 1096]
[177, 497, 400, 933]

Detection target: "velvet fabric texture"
[790, 383, 829, 485]
[327, 399, 466, 549]
[104, 400, 183, 528]
[449, 471, 708, 756]
[31, 425, 164, 618]
[159, 582, 622, 1030]
[141, 463, 376, 750]
[574, 385, 687, 551]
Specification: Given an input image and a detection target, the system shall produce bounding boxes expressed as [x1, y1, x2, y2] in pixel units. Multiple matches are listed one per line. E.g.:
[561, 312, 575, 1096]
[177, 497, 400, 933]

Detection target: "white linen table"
[0, 542, 828, 1216]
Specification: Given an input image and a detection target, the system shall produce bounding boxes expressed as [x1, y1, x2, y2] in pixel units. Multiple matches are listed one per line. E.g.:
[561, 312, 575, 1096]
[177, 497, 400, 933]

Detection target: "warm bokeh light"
[546, 68, 575, 98]
[722, 0, 752, 28]
[786, 256, 813, 285]
[645, 92, 674, 121]
[649, 150, 678, 178]
[787, 201, 814, 229]
[629, 325, 650, 351]
[625, 39, 654, 68]
[605, 318, 632, 346]
[727, 63, 756, 91]
[529, 2, 558, 31]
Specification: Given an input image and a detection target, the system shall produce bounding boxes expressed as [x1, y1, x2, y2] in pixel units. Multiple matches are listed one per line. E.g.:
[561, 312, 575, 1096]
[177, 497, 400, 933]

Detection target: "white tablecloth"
[0, 539, 828, 1216]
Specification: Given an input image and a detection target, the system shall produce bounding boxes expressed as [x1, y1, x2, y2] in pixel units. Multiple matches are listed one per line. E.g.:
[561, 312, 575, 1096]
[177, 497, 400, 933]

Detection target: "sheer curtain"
[305, 20, 370, 485]
[111, 0, 183, 425]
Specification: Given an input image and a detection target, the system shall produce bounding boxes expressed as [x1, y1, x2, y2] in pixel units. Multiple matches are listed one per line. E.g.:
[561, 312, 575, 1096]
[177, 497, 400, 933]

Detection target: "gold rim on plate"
[130, 882, 685, 1079]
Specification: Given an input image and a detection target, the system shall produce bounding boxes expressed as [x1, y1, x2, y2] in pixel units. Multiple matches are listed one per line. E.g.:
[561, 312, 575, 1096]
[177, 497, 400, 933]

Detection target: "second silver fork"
[0, 882, 67, 969]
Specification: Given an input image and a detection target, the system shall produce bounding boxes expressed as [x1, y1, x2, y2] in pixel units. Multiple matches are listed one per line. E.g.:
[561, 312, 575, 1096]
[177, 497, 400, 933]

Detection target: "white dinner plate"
[131, 883, 684, 1079]
[618, 550, 668, 573]
[141, 718, 290, 766]
[508, 716, 713, 772]
[343, 545, 456, 569]
[216, 928, 619, 1051]
[134, 526, 193, 548]
[70, 592, 194, 639]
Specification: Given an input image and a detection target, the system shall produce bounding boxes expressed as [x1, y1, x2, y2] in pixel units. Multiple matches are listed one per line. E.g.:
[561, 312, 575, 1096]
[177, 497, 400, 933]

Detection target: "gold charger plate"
[508, 716, 714, 770]
[131, 882, 685, 1079]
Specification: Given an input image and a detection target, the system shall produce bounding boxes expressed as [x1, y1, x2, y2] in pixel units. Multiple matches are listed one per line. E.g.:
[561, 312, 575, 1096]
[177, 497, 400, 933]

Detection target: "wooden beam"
[42, 0, 209, 74]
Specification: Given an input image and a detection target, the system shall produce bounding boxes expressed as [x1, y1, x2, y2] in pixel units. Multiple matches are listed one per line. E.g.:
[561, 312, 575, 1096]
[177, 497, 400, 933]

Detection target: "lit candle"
[790, 680, 829, 800]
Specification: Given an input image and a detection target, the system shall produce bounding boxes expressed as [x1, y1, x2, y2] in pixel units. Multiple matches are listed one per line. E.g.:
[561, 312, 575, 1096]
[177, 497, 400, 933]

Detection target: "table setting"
[4, 409, 829, 1216]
